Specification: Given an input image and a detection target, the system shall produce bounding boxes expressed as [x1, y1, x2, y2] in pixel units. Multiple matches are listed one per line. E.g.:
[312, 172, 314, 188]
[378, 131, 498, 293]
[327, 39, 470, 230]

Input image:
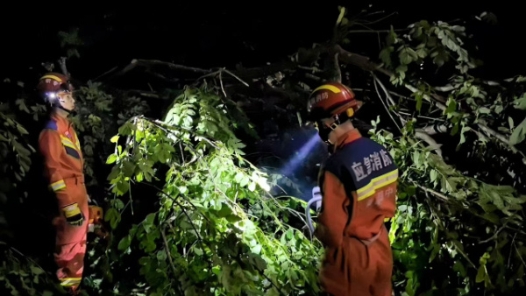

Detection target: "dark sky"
[3, 2, 525, 81]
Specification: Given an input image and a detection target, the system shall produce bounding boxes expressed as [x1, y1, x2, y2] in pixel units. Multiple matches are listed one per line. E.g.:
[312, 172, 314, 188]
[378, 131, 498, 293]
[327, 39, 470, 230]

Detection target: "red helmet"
[307, 82, 360, 122]
[37, 72, 72, 102]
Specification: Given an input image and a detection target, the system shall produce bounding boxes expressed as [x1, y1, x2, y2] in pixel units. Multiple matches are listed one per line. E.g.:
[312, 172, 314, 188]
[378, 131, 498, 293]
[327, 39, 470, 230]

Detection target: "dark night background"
[3, 1, 524, 202]
[4, 2, 525, 82]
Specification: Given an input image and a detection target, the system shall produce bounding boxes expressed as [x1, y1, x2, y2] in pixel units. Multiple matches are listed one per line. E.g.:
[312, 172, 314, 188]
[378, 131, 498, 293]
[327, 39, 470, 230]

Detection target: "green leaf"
[106, 154, 118, 164]
[476, 265, 486, 283]
[30, 266, 44, 275]
[379, 46, 393, 66]
[110, 135, 120, 143]
[118, 235, 131, 251]
[514, 94, 526, 110]
[510, 117, 526, 145]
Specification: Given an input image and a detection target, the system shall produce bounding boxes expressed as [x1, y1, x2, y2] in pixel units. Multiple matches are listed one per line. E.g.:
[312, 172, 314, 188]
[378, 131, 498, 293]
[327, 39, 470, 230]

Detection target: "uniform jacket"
[315, 128, 398, 247]
[38, 112, 84, 207]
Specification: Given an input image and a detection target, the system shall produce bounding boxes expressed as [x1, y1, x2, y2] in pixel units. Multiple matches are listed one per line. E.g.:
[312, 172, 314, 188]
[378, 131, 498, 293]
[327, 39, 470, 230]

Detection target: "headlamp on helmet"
[37, 72, 73, 104]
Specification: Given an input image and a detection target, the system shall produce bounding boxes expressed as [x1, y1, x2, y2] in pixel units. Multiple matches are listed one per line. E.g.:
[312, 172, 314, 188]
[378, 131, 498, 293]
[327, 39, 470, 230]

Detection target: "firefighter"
[307, 82, 399, 296]
[37, 72, 88, 295]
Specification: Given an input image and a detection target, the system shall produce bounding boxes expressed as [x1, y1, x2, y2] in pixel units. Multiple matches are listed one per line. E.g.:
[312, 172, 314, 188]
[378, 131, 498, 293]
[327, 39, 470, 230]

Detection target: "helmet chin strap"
[57, 105, 75, 114]
[47, 92, 76, 115]
[318, 121, 339, 153]
[320, 112, 355, 153]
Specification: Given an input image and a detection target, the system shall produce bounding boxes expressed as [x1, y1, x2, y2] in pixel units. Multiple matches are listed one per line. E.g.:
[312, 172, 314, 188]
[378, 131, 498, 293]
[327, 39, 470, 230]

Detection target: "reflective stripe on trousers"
[60, 277, 82, 287]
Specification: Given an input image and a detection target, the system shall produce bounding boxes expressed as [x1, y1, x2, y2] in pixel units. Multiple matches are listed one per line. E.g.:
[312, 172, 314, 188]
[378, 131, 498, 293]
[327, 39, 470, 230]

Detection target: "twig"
[132, 59, 211, 74]
[93, 66, 118, 81]
[415, 183, 449, 202]
[508, 233, 517, 268]
[515, 243, 526, 268]
[347, 29, 397, 33]
[222, 69, 249, 87]
[126, 90, 161, 99]
[178, 142, 185, 165]
[145, 70, 180, 83]
[416, 124, 448, 135]
[58, 57, 69, 77]
[218, 70, 227, 97]
[415, 131, 443, 158]
[160, 227, 185, 295]
[479, 221, 509, 244]
[361, 12, 398, 25]
[372, 75, 402, 131]
[372, 74, 397, 106]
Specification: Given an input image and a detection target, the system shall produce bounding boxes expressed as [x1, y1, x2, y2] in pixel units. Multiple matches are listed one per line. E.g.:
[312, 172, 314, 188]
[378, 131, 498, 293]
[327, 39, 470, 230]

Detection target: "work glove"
[62, 203, 85, 226]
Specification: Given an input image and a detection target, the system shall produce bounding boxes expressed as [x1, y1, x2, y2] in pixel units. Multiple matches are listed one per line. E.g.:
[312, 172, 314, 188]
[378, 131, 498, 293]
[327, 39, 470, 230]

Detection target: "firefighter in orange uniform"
[307, 82, 398, 296]
[37, 72, 88, 294]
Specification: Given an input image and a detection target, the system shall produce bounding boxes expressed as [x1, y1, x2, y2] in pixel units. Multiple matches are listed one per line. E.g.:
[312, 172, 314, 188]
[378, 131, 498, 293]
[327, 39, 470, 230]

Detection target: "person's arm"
[39, 129, 74, 207]
[314, 171, 351, 248]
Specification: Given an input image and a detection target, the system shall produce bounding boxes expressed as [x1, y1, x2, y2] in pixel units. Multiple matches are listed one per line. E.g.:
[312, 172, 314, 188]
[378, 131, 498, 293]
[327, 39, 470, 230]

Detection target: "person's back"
[324, 134, 398, 239]
[306, 82, 399, 296]
[318, 129, 397, 295]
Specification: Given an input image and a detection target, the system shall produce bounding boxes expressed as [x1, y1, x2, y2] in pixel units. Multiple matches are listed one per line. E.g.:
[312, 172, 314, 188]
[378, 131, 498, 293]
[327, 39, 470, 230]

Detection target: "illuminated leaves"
[105, 87, 322, 295]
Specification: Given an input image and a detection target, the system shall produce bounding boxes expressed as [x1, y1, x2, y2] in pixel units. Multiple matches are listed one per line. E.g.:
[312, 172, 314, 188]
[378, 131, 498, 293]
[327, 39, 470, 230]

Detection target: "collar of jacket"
[333, 128, 362, 152]
[50, 111, 72, 128]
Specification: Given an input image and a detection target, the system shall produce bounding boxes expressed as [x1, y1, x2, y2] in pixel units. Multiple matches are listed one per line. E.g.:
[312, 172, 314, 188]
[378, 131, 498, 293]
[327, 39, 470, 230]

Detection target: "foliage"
[0, 244, 58, 296]
[58, 28, 84, 58]
[70, 81, 149, 186]
[99, 86, 322, 295]
[356, 13, 526, 296]
[370, 120, 526, 295]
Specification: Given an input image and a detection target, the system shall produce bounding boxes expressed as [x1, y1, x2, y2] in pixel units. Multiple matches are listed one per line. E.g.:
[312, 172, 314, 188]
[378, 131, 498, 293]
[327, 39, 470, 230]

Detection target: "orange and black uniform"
[315, 129, 398, 296]
[39, 111, 89, 289]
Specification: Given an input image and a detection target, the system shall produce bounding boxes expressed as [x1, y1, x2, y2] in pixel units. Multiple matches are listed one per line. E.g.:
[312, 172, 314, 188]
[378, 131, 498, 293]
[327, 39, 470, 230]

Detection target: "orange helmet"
[307, 82, 359, 122]
[36, 72, 72, 102]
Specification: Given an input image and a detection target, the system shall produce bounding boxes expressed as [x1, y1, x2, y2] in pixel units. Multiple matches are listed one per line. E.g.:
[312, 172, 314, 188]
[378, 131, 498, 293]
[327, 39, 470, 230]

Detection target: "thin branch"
[132, 59, 211, 74]
[58, 57, 69, 77]
[218, 70, 227, 97]
[415, 183, 449, 202]
[347, 29, 397, 33]
[160, 227, 185, 295]
[361, 12, 398, 25]
[145, 69, 180, 83]
[415, 131, 443, 158]
[372, 74, 397, 107]
[126, 90, 161, 99]
[479, 221, 509, 244]
[93, 66, 118, 81]
[222, 68, 249, 87]
[372, 76, 402, 132]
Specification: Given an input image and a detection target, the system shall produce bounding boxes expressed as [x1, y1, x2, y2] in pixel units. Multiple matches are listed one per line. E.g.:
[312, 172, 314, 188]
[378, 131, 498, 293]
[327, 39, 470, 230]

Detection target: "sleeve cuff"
[50, 180, 66, 191]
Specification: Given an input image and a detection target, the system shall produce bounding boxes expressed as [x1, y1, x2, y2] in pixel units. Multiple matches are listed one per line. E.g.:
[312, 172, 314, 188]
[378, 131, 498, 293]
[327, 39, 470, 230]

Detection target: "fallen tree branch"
[333, 45, 525, 163]
[132, 59, 211, 74]
[415, 131, 443, 158]
[100, 44, 524, 164]
[372, 75, 402, 132]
